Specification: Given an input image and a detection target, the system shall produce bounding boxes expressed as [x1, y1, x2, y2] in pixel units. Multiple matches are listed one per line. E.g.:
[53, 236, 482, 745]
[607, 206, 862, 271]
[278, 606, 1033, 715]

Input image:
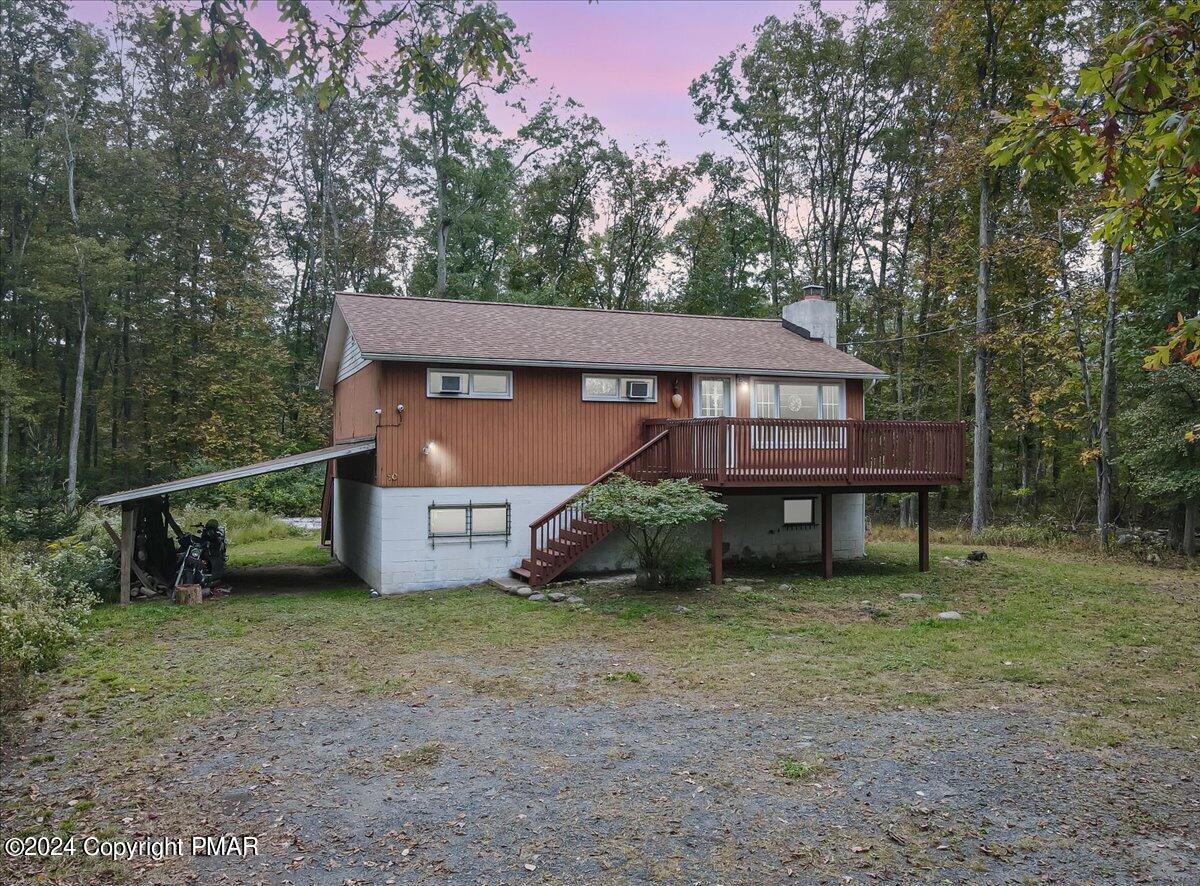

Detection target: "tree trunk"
[971, 173, 991, 535]
[1185, 498, 1197, 558]
[1096, 247, 1121, 545]
[66, 301, 88, 511]
[0, 399, 8, 491]
[435, 123, 450, 298]
[63, 114, 88, 512]
[1058, 211, 1102, 501]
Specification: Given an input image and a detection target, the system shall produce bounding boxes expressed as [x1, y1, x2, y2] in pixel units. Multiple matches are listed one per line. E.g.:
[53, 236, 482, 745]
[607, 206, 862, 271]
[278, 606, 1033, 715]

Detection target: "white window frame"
[750, 378, 846, 420]
[426, 368, 513, 400]
[694, 375, 734, 418]
[783, 497, 817, 527]
[581, 373, 658, 403]
[749, 378, 847, 449]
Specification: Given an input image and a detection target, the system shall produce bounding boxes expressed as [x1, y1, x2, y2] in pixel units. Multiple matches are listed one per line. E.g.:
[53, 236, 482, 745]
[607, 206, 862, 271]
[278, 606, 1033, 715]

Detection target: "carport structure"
[94, 437, 375, 604]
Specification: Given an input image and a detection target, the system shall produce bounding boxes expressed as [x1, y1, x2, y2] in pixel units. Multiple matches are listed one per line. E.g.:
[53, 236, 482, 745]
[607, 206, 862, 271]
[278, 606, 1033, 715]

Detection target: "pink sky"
[68, 1, 870, 159]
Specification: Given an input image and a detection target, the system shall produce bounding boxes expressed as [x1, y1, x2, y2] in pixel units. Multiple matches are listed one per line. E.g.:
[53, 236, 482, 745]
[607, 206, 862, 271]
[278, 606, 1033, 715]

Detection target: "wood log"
[175, 584, 202, 605]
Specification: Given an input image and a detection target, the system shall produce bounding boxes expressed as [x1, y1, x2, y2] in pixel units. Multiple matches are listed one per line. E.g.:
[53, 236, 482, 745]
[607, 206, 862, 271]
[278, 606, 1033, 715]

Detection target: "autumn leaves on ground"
[2, 542, 1197, 883]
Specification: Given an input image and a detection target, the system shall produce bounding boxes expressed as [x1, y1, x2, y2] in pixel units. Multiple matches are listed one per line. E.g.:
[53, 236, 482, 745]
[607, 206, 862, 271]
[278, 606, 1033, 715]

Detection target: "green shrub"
[582, 475, 725, 590]
[175, 460, 324, 516]
[0, 507, 80, 544]
[0, 547, 97, 714]
[45, 543, 117, 601]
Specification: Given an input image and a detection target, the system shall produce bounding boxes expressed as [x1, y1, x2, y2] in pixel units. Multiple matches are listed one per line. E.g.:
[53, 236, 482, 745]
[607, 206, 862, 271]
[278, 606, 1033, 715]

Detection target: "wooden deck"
[639, 417, 965, 489]
[517, 418, 964, 587]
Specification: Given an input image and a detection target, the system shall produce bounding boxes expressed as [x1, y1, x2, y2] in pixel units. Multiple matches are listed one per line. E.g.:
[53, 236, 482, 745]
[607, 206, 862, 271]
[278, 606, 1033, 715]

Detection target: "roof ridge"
[335, 291, 782, 324]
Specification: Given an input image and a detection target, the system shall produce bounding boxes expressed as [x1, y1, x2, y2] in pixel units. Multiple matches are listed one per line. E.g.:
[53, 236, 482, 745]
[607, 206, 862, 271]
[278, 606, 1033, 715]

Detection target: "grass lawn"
[54, 541, 1200, 751]
[225, 530, 330, 567]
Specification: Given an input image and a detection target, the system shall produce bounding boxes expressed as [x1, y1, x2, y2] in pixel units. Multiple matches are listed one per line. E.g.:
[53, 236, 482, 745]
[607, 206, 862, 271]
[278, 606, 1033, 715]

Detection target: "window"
[428, 502, 511, 544]
[582, 374, 657, 402]
[427, 368, 513, 399]
[429, 506, 468, 536]
[753, 381, 841, 419]
[783, 497, 816, 526]
[583, 375, 619, 399]
[751, 380, 845, 448]
[471, 505, 509, 535]
[698, 378, 730, 418]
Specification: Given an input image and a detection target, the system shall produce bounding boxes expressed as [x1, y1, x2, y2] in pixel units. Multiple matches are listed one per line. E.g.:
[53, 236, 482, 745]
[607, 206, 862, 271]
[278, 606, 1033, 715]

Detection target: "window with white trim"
[427, 368, 513, 399]
[783, 497, 816, 526]
[752, 381, 842, 419]
[751, 380, 845, 448]
[581, 374, 657, 402]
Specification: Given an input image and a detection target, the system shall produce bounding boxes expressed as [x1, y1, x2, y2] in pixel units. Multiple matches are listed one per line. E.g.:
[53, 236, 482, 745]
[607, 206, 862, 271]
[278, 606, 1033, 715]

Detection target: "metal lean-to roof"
[93, 437, 376, 507]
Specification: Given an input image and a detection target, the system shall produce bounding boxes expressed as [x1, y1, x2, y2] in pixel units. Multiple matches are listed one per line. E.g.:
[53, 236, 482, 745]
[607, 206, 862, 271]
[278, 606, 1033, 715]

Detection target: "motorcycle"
[173, 519, 227, 591]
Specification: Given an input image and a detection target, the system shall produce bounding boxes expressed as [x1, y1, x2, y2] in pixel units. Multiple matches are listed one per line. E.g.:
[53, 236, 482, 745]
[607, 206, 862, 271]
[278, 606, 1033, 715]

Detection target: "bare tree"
[61, 108, 88, 511]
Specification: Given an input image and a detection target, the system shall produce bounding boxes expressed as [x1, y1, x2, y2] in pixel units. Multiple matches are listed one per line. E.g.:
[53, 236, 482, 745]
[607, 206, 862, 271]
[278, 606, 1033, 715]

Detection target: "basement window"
[582, 374, 657, 402]
[427, 368, 513, 399]
[783, 497, 816, 527]
[428, 501, 511, 546]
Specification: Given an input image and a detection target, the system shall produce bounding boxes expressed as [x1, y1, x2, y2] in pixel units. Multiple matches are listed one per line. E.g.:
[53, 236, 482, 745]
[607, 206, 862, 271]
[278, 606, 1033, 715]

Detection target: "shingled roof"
[318, 293, 884, 389]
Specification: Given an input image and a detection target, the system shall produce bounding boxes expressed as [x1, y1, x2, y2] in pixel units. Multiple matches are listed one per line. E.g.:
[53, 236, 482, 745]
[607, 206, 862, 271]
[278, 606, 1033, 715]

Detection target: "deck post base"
[918, 489, 930, 572]
[710, 518, 724, 584]
[820, 491, 833, 579]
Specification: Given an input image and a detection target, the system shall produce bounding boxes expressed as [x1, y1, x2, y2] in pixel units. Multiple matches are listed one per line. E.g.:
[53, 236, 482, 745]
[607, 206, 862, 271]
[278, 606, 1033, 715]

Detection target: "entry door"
[696, 376, 733, 418]
[696, 376, 735, 476]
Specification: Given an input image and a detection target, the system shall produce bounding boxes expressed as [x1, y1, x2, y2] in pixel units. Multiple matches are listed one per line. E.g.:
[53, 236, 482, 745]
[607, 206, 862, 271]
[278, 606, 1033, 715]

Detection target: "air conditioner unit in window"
[625, 379, 651, 400]
[439, 374, 464, 395]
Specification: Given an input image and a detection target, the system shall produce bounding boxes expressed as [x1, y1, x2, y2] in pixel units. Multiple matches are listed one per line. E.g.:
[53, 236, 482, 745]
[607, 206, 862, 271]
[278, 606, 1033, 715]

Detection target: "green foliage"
[582, 475, 725, 590]
[173, 508, 305, 547]
[44, 542, 118, 601]
[0, 545, 98, 712]
[1118, 365, 1200, 502]
[155, 0, 521, 103]
[989, 1, 1200, 246]
[177, 462, 325, 517]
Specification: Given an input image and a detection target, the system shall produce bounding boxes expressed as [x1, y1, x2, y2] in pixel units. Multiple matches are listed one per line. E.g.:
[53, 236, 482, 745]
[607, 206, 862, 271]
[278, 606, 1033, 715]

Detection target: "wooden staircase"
[510, 430, 670, 587]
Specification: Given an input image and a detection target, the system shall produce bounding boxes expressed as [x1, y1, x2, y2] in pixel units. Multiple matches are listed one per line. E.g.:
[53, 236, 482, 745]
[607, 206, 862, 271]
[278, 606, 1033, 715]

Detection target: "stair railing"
[527, 429, 671, 585]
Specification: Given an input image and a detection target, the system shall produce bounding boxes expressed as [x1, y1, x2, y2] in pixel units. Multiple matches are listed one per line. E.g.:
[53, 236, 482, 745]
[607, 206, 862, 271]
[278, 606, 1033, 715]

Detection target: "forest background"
[1, 0, 1196, 553]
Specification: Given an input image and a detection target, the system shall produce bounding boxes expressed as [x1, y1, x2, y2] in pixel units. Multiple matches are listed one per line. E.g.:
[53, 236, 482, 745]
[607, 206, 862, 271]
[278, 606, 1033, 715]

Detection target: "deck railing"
[641, 418, 965, 487]
[525, 430, 671, 585]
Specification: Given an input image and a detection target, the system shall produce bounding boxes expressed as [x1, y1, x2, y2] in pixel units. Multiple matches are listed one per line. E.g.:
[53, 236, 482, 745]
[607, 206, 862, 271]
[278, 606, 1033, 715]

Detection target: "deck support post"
[119, 504, 135, 606]
[918, 488, 930, 572]
[820, 491, 833, 579]
[710, 518, 724, 584]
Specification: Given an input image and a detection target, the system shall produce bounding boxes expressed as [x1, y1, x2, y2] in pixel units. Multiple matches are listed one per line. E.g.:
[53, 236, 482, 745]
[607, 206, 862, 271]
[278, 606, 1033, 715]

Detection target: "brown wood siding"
[373, 364, 691, 487]
[847, 379, 864, 420]
[332, 363, 382, 441]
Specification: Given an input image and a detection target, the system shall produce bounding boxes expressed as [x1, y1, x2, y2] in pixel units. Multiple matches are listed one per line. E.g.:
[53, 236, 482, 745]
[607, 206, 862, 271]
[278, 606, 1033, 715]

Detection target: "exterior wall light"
[421, 442, 435, 456]
[671, 378, 683, 410]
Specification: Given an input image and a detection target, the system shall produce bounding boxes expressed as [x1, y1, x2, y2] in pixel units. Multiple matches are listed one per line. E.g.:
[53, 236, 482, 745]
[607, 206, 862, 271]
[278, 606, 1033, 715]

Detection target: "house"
[315, 287, 965, 593]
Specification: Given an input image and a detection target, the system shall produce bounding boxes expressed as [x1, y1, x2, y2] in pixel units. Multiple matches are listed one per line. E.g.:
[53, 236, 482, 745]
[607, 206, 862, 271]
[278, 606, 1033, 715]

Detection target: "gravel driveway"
[4, 625, 1199, 885]
[79, 686, 1195, 884]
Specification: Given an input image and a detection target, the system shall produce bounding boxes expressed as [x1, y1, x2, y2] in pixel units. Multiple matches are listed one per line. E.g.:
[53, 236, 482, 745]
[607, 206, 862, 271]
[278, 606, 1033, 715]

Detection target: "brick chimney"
[782, 283, 837, 347]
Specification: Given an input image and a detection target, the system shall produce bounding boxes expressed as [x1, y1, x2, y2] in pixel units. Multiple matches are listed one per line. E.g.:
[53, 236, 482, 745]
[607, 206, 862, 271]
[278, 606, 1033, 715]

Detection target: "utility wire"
[842, 222, 1200, 349]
